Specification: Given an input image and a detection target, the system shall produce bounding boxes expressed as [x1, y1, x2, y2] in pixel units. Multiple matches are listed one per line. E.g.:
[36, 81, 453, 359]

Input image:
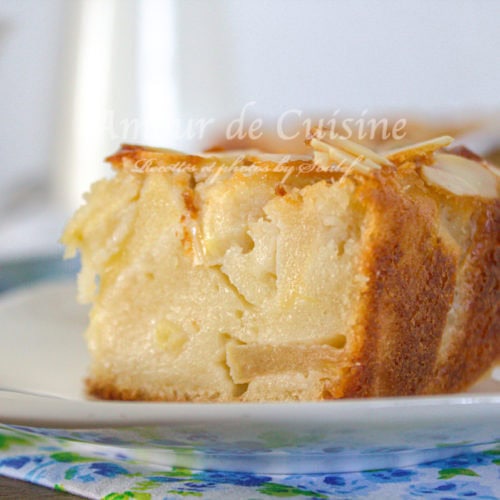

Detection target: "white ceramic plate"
[0, 281, 499, 474]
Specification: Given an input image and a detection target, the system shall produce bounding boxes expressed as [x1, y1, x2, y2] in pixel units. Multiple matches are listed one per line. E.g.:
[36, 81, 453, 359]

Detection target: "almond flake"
[386, 136, 454, 163]
[309, 137, 377, 174]
[421, 153, 498, 198]
[312, 128, 393, 167]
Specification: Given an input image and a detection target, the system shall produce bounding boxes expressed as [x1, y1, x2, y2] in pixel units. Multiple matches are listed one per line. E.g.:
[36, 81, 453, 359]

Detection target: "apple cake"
[61, 131, 500, 401]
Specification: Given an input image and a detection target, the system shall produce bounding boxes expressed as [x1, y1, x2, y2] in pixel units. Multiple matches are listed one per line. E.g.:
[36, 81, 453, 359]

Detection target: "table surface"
[0, 475, 78, 498]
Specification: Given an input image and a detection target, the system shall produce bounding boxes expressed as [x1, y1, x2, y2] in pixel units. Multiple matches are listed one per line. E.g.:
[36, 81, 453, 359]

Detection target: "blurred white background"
[0, 0, 499, 259]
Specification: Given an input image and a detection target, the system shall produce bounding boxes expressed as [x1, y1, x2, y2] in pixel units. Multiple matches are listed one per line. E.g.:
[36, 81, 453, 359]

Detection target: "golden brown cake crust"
[425, 200, 500, 393]
[87, 378, 177, 402]
[336, 173, 457, 398]
[338, 175, 499, 398]
[86, 377, 227, 402]
[86, 378, 155, 402]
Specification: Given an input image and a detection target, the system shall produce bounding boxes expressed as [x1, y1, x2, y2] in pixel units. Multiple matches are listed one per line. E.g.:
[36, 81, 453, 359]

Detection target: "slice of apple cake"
[61, 132, 499, 401]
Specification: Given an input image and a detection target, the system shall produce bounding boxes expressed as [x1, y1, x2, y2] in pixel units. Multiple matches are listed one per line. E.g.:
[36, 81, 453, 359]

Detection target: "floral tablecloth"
[0, 427, 499, 499]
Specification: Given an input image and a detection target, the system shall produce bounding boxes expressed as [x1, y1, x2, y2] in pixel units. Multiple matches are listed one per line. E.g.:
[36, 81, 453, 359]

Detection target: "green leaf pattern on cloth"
[438, 467, 480, 479]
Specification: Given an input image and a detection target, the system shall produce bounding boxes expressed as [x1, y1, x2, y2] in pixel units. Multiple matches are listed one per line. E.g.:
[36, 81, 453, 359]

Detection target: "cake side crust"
[339, 173, 458, 397]
[425, 199, 500, 393]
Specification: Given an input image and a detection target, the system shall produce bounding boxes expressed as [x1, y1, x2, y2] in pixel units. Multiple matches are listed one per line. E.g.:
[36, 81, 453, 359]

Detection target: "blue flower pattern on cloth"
[0, 427, 499, 499]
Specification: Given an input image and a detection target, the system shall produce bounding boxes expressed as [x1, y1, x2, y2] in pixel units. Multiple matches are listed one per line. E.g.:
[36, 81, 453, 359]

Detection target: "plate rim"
[2, 391, 500, 429]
